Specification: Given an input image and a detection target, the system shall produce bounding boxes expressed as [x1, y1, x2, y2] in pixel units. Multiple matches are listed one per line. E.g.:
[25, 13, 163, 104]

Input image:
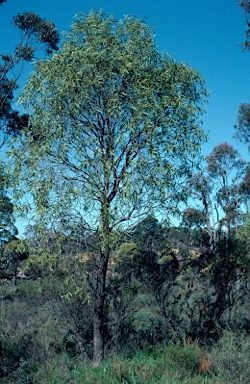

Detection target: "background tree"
[179, 143, 250, 342]
[0, 10, 59, 148]
[233, 1, 250, 261]
[0, 177, 17, 245]
[1, 239, 28, 284]
[0, 163, 19, 280]
[186, 172, 216, 248]
[235, 1, 250, 148]
[235, 102, 250, 151]
[186, 143, 245, 249]
[238, 0, 250, 49]
[181, 207, 206, 247]
[239, 163, 250, 212]
[206, 142, 245, 238]
[10, 10, 208, 365]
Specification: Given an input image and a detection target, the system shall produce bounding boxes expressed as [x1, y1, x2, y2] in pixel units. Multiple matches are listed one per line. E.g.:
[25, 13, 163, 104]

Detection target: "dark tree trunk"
[93, 201, 110, 366]
[93, 249, 109, 366]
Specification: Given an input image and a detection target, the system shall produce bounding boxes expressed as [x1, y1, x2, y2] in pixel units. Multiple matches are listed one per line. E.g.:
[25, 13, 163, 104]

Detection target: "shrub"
[211, 330, 250, 383]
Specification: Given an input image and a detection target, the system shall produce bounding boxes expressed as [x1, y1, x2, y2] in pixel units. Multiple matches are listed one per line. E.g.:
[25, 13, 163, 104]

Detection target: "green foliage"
[0, 163, 20, 280]
[13, 12, 59, 55]
[235, 102, 250, 151]
[115, 242, 138, 261]
[0, 277, 68, 381]
[206, 142, 245, 180]
[0, 8, 59, 147]
[0, 163, 17, 243]
[211, 331, 250, 383]
[182, 207, 206, 229]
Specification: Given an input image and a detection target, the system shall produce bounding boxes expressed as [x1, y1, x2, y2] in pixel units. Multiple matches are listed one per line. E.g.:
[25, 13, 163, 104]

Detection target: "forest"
[1, 1, 250, 383]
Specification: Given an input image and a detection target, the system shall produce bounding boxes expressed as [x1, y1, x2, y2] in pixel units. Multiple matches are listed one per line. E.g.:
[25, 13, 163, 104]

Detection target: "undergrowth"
[32, 343, 215, 384]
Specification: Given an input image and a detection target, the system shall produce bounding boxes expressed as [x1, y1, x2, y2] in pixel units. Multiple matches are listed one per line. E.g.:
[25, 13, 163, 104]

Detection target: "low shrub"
[211, 330, 250, 383]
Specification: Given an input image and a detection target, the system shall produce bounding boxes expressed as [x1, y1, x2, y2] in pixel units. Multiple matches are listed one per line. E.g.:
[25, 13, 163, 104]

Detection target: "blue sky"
[1, 0, 250, 160]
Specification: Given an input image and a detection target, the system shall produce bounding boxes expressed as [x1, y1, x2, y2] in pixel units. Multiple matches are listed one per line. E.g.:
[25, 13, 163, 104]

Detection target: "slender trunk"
[93, 203, 110, 366]
[93, 249, 109, 366]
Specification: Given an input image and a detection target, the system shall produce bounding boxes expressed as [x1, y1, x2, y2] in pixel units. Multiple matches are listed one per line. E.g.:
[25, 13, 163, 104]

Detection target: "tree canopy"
[13, 11, 207, 223]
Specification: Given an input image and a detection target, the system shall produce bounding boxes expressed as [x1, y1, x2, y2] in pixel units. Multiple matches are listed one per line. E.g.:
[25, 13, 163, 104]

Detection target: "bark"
[93, 202, 110, 366]
[93, 249, 109, 366]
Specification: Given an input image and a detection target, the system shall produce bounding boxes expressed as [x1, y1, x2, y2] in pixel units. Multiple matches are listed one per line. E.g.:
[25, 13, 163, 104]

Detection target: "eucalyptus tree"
[235, 1, 250, 147]
[0, 10, 59, 147]
[185, 143, 246, 249]
[0, 166, 17, 245]
[238, 0, 250, 50]
[206, 142, 246, 238]
[11, 11, 208, 365]
[181, 144, 248, 341]
[0, 163, 19, 280]
[235, 103, 250, 150]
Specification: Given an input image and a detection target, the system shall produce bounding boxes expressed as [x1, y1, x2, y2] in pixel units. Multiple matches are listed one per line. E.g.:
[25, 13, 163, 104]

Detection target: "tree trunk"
[93, 201, 110, 366]
[93, 249, 109, 366]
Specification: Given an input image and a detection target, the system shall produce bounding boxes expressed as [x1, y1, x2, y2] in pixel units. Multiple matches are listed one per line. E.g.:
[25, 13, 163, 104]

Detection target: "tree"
[10, 10, 208, 365]
[1, 239, 28, 284]
[0, 10, 59, 148]
[181, 144, 250, 340]
[186, 172, 216, 248]
[0, 163, 17, 243]
[131, 215, 164, 253]
[0, 163, 19, 280]
[186, 143, 245, 249]
[206, 142, 245, 238]
[239, 163, 250, 210]
[238, 0, 250, 49]
[235, 1, 250, 146]
[235, 103, 250, 150]
[235, 164, 250, 249]
[181, 207, 207, 247]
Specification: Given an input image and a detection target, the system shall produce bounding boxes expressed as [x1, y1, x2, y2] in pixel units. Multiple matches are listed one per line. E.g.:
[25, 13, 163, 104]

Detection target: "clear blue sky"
[1, 0, 250, 159]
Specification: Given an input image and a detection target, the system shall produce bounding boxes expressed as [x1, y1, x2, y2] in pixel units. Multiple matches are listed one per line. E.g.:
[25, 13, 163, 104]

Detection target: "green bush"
[16, 276, 65, 300]
[211, 331, 250, 383]
[0, 278, 68, 381]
